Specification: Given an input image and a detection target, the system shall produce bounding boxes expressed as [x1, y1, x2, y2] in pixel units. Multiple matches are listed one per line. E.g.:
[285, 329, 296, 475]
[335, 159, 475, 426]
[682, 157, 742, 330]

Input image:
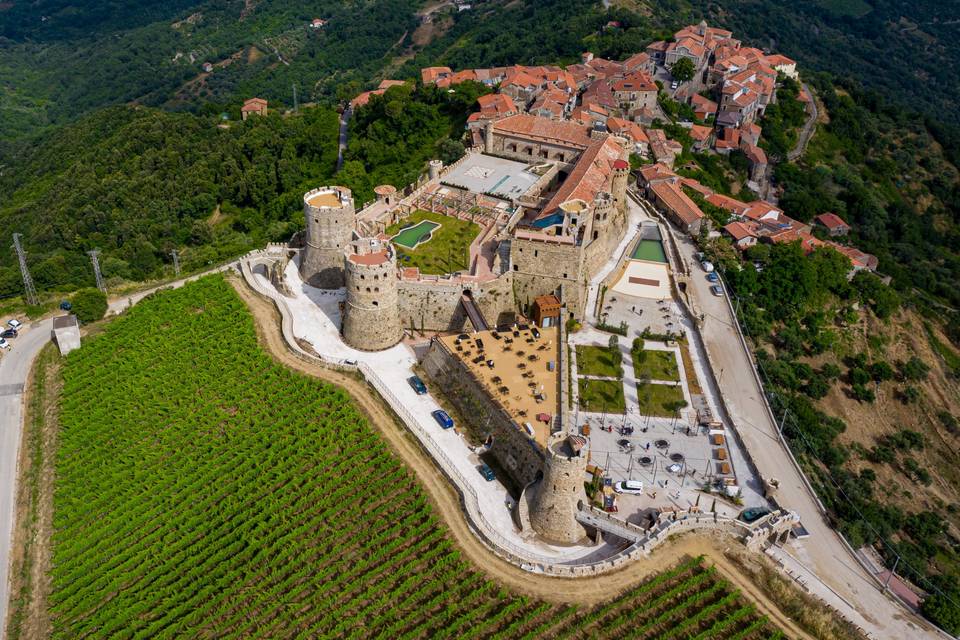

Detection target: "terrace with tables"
[437, 326, 560, 446]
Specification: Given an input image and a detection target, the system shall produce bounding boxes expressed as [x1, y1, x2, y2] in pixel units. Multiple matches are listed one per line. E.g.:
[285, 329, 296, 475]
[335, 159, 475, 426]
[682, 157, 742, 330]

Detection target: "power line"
[12, 233, 38, 306]
[87, 249, 105, 292]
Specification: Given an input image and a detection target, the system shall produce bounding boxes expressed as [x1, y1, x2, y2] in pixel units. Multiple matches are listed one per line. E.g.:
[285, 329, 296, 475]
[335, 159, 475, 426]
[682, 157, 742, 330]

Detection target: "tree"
[900, 356, 930, 381]
[670, 57, 695, 83]
[71, 288, 107, 324]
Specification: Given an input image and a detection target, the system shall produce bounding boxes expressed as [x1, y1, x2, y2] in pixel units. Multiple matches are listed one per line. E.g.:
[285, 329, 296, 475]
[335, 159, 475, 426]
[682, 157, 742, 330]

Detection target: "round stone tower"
[300, 186, 356, 288]
[428, 159, 443, 181]
[529, 434, 589, 544]
[342, 236, 404, 351]
[611, 158, 630, 217]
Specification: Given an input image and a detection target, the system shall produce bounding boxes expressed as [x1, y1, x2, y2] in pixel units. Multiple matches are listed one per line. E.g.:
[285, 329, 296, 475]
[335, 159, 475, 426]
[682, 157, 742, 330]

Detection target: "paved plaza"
[441, 153, 543, 200]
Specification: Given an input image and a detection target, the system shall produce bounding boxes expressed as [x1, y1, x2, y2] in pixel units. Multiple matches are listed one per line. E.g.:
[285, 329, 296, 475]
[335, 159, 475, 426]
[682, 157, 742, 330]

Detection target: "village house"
[350, 80, 407, 110]
[814, 212, 851, 237]
[611, 71, 658, 115]
[606, 117, 649, 157]
[639, 164, 705, 235]
[241, 97, 268, 120]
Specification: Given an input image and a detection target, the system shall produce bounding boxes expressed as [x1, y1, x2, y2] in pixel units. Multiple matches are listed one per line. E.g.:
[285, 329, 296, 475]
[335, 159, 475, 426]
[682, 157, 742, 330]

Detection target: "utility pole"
[883, 556, 900, 594]
[88, 249, 105, 292]
[171, 249, 181, 277]
[12, 233, 38, 306]
[778, 407, 789, 436]
[292, 83, 299, 112]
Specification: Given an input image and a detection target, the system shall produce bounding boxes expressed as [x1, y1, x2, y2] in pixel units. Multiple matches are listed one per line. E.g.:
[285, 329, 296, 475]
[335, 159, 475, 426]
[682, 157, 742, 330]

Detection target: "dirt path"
[228, 276, 823, 640]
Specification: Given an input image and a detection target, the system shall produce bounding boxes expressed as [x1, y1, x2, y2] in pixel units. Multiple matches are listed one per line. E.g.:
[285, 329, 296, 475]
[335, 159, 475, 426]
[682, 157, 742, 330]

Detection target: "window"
[366, 287, 371, 292]
[360, 274, 365, 280]
[374, 287, 379, 292]
[372, 301, 379, 307]
[534, 250, 538, 257]
[563, 273, 567, 279]
[513, 265, 519, 271]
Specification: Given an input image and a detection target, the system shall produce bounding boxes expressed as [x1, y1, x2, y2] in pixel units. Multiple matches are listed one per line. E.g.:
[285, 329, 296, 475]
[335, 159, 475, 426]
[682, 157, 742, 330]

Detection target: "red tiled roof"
[421, 66, 452, 83]
[477, 93, 517, 117]
[706, 193, 750, 215]
[241, 97, 267, 111]
[612, 71, 657, 93]
[639, 163, 675, 185]
[815, 212, 848, 230]
[723, 221, 758, 241]
[681, 177, 713, 196]
[539, 136, 624, 219]
[607, 117, 649, 144]
[493, 114, 593, 148]
[650, 179, 705, 226]
[689, 124, 712, 142]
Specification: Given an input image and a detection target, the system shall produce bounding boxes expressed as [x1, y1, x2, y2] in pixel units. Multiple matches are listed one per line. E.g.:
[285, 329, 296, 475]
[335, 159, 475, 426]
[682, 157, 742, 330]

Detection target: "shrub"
[71, 288, 107, 324]
[900, 356, 931, 381]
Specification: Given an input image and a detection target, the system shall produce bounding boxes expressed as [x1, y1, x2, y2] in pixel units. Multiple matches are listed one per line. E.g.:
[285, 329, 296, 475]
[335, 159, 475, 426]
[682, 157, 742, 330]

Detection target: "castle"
[296, 115, 631, 543]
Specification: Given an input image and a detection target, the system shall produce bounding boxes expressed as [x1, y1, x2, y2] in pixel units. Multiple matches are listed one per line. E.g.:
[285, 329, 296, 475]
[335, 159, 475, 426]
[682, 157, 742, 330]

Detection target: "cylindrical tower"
[611, 158, 630, 217]
[300, 186, 356, 288]
[484, 121, 495, 154]
[428, 159, 443, 181]
[529, 434, 589, 544]
[342, 236, 404, 351]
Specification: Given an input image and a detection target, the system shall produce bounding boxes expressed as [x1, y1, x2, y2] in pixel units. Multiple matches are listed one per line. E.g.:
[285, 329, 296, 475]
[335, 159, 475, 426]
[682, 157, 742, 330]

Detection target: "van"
[523, 422, 535, 438]
[614, 480, 643, 494]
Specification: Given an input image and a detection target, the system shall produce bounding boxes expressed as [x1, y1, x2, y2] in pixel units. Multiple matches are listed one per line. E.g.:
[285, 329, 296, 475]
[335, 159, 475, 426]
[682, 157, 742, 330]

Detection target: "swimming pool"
[391, 220, 441, 249]
[631, 239, 668, 263]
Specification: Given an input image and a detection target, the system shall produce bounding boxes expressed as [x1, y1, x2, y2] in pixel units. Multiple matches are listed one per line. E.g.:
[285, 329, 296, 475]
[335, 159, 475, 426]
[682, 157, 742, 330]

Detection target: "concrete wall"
[421, 339, 545, 487]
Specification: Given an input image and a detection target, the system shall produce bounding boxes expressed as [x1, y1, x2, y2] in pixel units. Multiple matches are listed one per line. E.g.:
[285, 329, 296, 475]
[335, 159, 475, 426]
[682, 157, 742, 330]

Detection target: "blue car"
[408, 375, 427, 395]
[478, 464, 496, 481]
[431, 409, 454, 429]
[706, 272, 719, 283]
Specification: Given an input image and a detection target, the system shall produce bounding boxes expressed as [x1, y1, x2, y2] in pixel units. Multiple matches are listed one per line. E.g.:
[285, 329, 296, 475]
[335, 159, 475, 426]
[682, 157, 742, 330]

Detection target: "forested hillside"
[0, 106, 339, 295]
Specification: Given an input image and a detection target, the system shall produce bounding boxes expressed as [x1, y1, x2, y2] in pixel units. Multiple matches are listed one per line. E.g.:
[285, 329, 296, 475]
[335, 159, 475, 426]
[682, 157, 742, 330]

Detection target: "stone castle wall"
[421, 339, 545, 487]
[397, 273, 515, 333]
[510, 237, 587, 320]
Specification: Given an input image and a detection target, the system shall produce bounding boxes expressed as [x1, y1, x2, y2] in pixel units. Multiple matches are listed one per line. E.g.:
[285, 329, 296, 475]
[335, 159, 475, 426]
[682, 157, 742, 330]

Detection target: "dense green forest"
[0, 106, 339, 295]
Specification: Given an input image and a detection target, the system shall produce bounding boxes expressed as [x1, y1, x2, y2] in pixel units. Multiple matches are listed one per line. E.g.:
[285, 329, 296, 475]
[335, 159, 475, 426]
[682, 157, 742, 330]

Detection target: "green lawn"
[576, 345, 623, 378]
[636, 382, 687, 417]
[385, 210, 481, 275]
[632, 348, 680, 382]
[578, 378, 626, 414]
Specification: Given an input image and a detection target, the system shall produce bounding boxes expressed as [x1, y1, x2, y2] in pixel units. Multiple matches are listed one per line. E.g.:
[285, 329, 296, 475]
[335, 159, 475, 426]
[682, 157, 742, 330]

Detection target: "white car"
[614, 480, 643, 495]
[700, 260, 714, 273]
[0, 338, 9, 350]
[7, 319, 22, 330]
[670, 80, 679, 90]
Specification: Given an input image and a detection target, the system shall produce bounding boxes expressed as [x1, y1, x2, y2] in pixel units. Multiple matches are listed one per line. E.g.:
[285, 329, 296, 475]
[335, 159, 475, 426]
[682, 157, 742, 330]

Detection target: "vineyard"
[47, 275, 785, 638]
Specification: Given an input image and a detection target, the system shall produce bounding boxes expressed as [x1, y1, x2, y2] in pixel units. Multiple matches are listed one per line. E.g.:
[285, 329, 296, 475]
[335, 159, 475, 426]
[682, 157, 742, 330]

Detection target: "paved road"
[666, 227, 938, 639]
[0, 264, 235, 638]
[0, 318, 54, 637]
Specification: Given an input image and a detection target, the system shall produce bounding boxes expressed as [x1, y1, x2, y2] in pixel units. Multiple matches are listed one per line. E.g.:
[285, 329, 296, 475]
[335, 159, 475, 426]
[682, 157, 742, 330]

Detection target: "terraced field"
[48, 275, 783, 638]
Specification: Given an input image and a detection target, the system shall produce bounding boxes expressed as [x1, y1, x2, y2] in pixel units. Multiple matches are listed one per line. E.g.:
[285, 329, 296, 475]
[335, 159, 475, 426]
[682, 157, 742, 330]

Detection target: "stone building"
[529, 434, 590, 543]
[300, 186, 356, 288]
[342, 235, 404, 351]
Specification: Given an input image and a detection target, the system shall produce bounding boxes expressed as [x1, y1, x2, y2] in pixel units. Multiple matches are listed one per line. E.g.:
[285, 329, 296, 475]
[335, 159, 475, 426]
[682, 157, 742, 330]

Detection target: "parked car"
[7, 319, 22, 330]
[700, 261, 714, 273]
[0, 338, 9, 350]
[616, 438, 634, 450]
[478, 463, 496, 482]
[710, 284, 724, 297]
[614, 480, 643, 495]
[706, 272, 719, 283]
[1, 329, 17, 339]
[431, 409, 454, 429]
[670, 80, 679, 90]
[59, 300, 72, 311]
[408, 375, 427, 395]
